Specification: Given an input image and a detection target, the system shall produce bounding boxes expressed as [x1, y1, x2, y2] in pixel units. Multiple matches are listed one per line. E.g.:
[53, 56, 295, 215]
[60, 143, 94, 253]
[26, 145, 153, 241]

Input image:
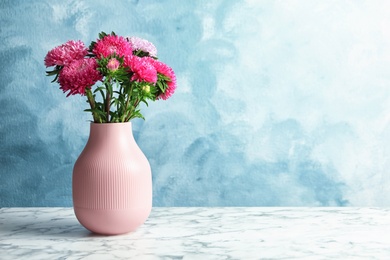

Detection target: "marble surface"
[0, 207, 390, 259]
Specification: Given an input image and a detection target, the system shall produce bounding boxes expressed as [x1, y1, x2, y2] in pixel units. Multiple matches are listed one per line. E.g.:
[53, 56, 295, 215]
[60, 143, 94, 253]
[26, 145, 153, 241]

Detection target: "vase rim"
[90, 122, 132, 125]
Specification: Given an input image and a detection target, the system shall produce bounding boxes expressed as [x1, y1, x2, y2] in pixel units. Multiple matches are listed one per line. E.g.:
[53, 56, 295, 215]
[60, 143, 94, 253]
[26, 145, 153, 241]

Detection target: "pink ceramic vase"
[72, 122, 152, 235]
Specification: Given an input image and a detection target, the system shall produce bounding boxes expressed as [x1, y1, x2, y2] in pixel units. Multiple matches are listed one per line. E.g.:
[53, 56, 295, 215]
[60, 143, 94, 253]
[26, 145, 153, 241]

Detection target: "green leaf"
[89, 41, 96, 52]
[45, 70, 59, 76]
[94, 86, 106, 93]
[99, 31, 108, 39]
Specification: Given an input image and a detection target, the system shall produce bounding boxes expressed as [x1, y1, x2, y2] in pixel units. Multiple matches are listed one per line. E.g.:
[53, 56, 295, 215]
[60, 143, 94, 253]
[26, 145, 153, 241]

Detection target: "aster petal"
[44, 40, 88, 67]
[126, 36, 158, 57]
[93, 35, 133, 58]
[151, 60, 177, 100]
[58, 58, 102, 96]
[124, 56, 157, 84]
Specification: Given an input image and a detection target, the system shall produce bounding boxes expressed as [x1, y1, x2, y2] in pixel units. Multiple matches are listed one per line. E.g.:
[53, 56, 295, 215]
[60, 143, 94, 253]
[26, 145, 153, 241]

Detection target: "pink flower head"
[152, 60, 177, 100]
[44, 40, 88, 67]
[126, 36, 157, 57]
[107, 58, 120, 71]
[58, 58, 102, 96]
[93, 35, 132, 58]
[124, 55, 157, 84]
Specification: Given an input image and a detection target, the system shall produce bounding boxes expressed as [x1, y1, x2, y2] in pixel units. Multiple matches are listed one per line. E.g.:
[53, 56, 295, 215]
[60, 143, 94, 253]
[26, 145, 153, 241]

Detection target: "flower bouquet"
[44, 32, 176, 235]
[44, 32, 176, 123]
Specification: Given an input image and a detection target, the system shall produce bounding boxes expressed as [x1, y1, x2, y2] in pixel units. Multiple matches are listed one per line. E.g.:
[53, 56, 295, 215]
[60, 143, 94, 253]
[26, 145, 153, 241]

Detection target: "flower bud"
[107, 58, 120, 71]
[142, 85, 150, 93]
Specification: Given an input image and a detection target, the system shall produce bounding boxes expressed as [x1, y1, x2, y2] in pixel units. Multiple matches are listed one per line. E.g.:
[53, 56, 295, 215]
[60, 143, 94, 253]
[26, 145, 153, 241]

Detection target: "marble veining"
[0, 207, 390, 259]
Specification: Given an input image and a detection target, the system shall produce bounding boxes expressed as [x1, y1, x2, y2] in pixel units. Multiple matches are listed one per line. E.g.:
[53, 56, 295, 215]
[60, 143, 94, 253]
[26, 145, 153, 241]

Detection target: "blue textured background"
[1, 0, 390, 207]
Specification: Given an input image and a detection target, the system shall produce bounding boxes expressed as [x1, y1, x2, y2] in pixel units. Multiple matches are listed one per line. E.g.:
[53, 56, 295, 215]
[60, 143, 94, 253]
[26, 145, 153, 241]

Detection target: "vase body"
[72, 122, 152, 235]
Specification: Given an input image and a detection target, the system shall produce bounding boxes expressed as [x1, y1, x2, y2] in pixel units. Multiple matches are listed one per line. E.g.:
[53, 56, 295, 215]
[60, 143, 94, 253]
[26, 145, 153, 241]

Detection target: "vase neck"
[88, 122, 135, 145]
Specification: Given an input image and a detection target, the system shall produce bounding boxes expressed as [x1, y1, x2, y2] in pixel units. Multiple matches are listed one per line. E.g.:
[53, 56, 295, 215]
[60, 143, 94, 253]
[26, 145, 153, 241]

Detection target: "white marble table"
[0, 207, 390, 259]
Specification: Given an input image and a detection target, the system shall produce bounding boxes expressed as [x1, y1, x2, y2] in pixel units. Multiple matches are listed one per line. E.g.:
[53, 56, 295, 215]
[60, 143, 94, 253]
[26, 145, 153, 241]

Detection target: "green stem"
[121, 82, 134, 122]
[125, 98, 140, 122]
[105, 79, 111, 122]
[106, 90, 110, 122]
[86, 89, 99, 123]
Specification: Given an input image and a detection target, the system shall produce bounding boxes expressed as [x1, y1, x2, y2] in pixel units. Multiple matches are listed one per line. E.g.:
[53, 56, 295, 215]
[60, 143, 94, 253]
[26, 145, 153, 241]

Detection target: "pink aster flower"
[126, 36, 157, 57]
[93, 35, 132, 58]
[107, 58, 120, 71]
[124, 56, 157, 84]
[152, 60, 177, 100]
[44, 40, 88, 67]
[58, 58, 102, 96]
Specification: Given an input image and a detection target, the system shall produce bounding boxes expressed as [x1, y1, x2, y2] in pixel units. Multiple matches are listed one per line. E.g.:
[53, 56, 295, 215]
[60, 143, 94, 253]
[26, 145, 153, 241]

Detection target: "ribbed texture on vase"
[71, 122, 152, 235]
[73, 154, 151, 210]
[72, 122, 152, 211]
